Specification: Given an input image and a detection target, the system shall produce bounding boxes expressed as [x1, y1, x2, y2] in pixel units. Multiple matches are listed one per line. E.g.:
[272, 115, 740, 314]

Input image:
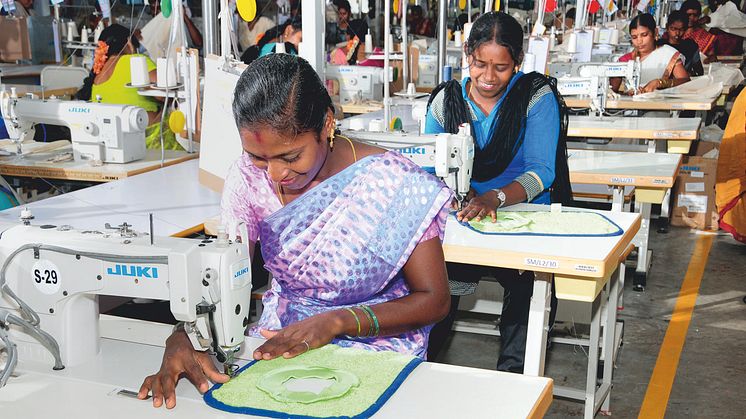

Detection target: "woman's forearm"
[329, 290, 451, 338]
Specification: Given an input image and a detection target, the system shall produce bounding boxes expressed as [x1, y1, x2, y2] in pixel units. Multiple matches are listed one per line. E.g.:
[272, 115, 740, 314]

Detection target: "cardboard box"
[0, 17, 32, 62]
[671, 156, 719, 230]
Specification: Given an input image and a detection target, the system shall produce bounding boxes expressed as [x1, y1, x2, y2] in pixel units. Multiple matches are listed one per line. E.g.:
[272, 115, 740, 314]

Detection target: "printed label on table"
[610, 176, 635, 184]
[652, 178, 669, 185]
[32, 260, 61, 295]
[524, 257, 559, 269]
[575, 264, 599, 273]
[653, 131, 677, 139]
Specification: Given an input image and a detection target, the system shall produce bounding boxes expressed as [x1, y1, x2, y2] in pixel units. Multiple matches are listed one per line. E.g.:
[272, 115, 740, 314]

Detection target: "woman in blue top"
[425, 12, 572, 372]
[240, 18, 302, 65]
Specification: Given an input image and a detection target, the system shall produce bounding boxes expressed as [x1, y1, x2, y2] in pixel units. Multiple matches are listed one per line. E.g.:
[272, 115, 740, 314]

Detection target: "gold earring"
[329, 129, 335, 150]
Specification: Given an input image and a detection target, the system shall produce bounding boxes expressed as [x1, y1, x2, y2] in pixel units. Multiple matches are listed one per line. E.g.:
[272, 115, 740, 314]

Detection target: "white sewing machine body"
[0, 222, 251, 386]
[556, 60, 641, 116]
[325, 65, 385, 104]
[0, 93, 148, 163]
[345, 125, 474, 204]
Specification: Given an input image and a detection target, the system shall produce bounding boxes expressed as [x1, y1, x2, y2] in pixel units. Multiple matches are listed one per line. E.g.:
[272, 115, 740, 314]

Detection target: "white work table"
[564, 95, 717, 111]
[444, 204, 640, 418]
[569, 150, 682, 290]
[567, 115, 701, 154]
[0, 159, 220, 237]
[1, 316, 552, 419]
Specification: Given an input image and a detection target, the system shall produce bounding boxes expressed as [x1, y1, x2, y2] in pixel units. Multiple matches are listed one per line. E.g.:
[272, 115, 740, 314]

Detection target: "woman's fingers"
[138, 375, 154, 400]
[196, 353, 231, 385]
[183, 358, 211, 393]
[150, 375, 164, 408]
[259, 328, 279, 339]
[283, 341, 312, 359]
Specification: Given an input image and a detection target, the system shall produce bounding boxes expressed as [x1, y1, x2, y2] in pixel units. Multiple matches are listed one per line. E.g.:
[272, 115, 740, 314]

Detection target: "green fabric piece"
[467, 211, 620, 235]
[209, 344, 417, 418]
[256, 365, 359, 404]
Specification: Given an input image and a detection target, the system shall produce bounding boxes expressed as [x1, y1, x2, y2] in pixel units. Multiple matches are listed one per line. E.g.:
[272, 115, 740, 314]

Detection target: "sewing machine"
[344, 124, 474, 206]
[0, 218, 251, 387]
[556, 60, 641, 117]
[0, 90, 148, 163]
[325, 65, 385, 104]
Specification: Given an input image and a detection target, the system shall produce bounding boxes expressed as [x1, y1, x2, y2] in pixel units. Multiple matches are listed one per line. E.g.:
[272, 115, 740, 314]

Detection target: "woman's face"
[666, 21, 687, 45]
[468, 42, 516, 101]
[685, 9, 699, 27]
[240, 114, 333, 191]
[631, 26, 656, 55]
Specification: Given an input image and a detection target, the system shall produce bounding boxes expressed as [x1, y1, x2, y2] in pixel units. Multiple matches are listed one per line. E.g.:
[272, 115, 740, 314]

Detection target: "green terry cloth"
[460, 210, 623, 237]
[204, 344, 422, 418]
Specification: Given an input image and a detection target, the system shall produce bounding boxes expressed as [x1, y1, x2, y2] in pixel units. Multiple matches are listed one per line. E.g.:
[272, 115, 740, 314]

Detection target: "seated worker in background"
[237, 8, 275, 51]
[240, 17, 302, 64]
[563, 7, 575, 30]
[0, 0, 34, 17]
[137, 54, 452, 408]
[326, 0, 368, 45]
[326, 0, 351, 44]
[612, 13, 690, 94]
[75, 24, 180, 150]
[682, 0, 717, 60]
[423, 12, 571, 370]
[659, 10, 704, 76]
[139, 0, 203, 60]
[409, 5, 435, 37]
[704, 0, 746, 56]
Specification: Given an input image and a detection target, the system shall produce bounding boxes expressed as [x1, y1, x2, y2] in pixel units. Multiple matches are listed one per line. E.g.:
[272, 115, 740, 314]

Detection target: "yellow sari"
[716, 89, 746, 242]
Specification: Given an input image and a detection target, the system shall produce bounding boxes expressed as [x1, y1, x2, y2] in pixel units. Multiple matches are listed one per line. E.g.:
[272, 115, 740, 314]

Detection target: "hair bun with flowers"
[92, 41, 110, 75]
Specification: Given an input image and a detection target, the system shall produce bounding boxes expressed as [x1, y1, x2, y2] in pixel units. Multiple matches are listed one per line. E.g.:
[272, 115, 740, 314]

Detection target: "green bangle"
[358, 305, 374, 337]
[344, 307, 361, 337]
[360, 305, 380, 337]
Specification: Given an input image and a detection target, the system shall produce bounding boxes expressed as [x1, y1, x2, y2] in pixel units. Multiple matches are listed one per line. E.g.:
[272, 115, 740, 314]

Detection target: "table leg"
[584, 296, 602, 419]
[633, 202, 652, 291]
[524, 272, 552, 377]
[657, 188, 672, 233]
[601, 267, 621, 414]
[611, 186, 624, 212]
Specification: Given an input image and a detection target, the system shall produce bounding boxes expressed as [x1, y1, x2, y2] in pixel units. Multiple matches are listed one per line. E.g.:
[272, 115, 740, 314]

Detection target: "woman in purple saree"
[139, 54, 452, 409]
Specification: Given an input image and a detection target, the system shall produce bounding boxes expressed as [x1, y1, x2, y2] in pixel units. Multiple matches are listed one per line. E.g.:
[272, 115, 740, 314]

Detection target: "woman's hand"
[635, 79, 660, 94]
[451, 188, 476, 210]
[253, 311, 345, 360]
[456, 190, 499, 222]
[137, 330, 229, 409]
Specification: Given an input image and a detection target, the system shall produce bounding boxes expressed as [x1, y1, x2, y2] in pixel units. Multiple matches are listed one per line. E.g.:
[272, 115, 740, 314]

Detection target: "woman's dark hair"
[233, 54, 334, 138]
[240, 17, 302, 65]
[565, 7, 576, 20]
[465, 11, 524, 65]
[75, 24, 140, 100]
[681, 0, 702, 14]
[667, 10, 689, 28]
[629, 13, 657, 34]
[335, 0, 351, 13]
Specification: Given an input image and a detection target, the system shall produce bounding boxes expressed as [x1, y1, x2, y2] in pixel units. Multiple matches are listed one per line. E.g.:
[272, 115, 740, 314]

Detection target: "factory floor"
[435, 225, 746, 418]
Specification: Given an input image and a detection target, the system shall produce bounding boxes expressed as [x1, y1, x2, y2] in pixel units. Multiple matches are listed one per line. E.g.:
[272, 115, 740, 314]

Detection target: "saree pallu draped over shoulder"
[252, 152, 452, 358]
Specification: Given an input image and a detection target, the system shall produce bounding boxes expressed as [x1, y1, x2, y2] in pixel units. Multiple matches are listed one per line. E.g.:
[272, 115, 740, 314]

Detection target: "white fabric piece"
[707, 1, 746, 37]
[633, 77, 723, 100]
[140, 12, 187, 61]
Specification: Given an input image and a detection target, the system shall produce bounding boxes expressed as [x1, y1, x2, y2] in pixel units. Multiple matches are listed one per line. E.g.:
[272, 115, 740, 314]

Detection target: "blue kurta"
[424, 73, 560, 204]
